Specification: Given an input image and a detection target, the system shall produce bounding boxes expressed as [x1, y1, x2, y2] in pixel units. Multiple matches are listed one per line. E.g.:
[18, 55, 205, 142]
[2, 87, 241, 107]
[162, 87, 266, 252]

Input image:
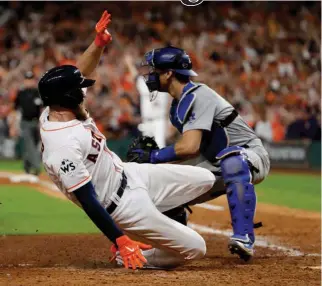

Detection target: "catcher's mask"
[140, 46, 198, 100]
[140, 50, 161, 101]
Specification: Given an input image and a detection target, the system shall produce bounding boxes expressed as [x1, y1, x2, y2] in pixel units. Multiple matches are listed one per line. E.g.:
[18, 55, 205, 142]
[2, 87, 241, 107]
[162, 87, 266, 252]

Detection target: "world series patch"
[59, 159, 77, 176]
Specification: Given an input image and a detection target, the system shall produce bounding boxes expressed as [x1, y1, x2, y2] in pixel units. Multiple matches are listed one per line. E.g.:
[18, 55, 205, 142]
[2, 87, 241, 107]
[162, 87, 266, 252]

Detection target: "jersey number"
[87, 131, 102, 164]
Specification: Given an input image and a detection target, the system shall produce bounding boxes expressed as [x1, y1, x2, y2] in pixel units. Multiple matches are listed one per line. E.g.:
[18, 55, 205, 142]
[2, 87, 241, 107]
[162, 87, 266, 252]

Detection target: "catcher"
[127, 46, 271, 261]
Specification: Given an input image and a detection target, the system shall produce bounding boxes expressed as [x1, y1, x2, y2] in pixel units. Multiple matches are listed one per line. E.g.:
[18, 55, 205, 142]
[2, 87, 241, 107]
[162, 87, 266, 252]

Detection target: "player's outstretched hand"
[95, 10, 112, 47]
[111, 235, 152, 270]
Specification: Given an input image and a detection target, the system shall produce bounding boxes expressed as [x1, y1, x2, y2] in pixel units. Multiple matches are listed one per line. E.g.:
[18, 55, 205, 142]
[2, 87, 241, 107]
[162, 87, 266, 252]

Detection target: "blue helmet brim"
[174, 69, 198, 76]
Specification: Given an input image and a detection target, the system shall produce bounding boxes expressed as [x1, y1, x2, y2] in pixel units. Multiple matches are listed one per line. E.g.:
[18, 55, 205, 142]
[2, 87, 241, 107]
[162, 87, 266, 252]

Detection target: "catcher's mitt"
[126, 136, 159, 163]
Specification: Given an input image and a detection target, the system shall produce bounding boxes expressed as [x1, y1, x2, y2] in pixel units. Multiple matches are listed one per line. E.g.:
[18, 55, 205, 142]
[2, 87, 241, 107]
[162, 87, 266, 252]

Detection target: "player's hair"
[174, 72, 190, 83]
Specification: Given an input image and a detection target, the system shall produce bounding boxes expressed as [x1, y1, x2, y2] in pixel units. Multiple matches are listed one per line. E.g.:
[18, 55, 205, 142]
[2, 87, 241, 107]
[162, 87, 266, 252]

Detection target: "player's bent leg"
[133, 163, 216, 213]
[216, 146, 256, 261]
[187, 177, 226, 206]
[110, 186, 206, 269]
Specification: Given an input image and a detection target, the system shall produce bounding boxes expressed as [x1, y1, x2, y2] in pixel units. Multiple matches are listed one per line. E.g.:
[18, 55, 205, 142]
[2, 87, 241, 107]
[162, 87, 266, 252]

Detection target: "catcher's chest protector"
[169, 82, 229, 163]
[169, 83, 202, 133]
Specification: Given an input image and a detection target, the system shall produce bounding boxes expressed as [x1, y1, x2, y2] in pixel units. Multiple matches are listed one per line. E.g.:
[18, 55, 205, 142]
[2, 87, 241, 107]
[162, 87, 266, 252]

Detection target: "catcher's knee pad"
[216, 147, 256, 239]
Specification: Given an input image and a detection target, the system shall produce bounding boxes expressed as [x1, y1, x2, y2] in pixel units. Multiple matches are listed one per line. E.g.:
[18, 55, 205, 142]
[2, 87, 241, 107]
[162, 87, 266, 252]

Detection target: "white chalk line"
[188, 223, 321, 257]
[195, 203, 224, 211]
[301, 266, 322, 270]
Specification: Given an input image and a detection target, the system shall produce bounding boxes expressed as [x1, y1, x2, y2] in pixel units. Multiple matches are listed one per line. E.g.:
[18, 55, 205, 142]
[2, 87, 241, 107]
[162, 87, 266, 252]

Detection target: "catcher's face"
[158, 69, 173, 92]
[140, 65, 171, 93]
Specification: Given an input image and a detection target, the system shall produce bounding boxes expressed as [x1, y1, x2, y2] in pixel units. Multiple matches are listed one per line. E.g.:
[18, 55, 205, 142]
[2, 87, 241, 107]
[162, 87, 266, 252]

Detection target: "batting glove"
[110, 235, 152, 270]
[95, 10, 112, 47]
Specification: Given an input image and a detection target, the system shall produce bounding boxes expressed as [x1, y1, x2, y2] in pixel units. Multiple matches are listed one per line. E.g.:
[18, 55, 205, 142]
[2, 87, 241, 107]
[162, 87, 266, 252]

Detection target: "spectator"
[0, 1, 320, 160]
[254, 107, 273, 142]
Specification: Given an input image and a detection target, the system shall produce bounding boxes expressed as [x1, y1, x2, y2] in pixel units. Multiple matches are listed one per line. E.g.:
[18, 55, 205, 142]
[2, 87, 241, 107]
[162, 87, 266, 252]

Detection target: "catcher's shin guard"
[226, 182, 256, 239]
[217, 147, 256, 240]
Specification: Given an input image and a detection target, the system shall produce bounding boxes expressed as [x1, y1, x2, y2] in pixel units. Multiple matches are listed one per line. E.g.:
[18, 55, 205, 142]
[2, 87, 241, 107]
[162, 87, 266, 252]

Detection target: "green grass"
[0, 160, 25, 172]
[0, 160, 320, 235]
[256, 173, 321, 212]
[0, 160, 45, 173]
[0, 185, 98, 235]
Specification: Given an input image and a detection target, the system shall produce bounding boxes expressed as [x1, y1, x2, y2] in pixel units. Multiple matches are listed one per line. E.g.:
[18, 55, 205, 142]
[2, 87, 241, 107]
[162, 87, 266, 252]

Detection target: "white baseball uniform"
[136, 76, 169, 148]
[39, 106, 215, 268]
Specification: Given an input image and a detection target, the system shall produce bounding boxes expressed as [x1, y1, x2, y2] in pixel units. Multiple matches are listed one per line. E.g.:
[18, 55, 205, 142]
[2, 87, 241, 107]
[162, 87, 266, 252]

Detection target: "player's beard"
[73, 102, 89, 121]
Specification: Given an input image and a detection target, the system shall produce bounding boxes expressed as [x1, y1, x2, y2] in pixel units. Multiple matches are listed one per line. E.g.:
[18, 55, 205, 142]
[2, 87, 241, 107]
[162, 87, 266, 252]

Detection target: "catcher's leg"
[216, 146, 257, 261]
[242, 146, 270, 242]
[110, 186, 206, 269]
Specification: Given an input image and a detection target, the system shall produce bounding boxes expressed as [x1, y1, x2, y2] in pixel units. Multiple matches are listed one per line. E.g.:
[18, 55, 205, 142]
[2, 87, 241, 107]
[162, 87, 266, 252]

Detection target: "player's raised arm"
[76, 10, 112, 77]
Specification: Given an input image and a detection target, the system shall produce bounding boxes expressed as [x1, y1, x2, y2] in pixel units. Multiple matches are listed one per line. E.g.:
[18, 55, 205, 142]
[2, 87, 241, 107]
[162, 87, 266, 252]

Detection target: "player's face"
[158, 70, 172, 92]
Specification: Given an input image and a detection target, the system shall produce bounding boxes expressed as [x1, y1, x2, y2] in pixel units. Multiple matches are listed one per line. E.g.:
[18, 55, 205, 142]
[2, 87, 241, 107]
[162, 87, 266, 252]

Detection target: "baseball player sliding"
[129, 47, 271, 261]
[38, 11, 215, 270]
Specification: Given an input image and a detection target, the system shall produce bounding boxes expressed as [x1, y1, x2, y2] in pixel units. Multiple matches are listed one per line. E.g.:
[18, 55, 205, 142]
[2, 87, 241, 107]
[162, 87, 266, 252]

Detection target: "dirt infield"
[0, 174, 321, 285]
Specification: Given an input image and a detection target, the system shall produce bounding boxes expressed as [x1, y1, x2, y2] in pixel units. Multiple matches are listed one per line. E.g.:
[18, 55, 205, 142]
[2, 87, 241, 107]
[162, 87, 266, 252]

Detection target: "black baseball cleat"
[228, 235, 254, 262]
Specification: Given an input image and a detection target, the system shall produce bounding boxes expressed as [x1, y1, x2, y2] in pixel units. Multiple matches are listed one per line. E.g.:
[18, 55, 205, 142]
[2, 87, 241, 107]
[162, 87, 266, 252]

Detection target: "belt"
[218, 109, 238, 128]
[106, 172, 127, 214]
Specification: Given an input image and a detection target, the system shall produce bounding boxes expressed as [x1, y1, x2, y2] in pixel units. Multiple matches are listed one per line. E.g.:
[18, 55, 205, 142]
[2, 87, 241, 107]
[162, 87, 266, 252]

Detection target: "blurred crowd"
[0, 1, 320, 157]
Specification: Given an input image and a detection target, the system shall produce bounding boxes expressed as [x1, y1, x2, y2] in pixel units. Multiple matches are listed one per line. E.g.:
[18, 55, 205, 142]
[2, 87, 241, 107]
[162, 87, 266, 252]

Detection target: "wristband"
[150, 145, 178, 163]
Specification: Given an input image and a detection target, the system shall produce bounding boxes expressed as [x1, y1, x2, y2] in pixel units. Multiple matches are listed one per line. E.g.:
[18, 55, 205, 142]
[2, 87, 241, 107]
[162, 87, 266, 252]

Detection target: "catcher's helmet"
[142, 46, 198, 77]
[38, 65, 95, 108]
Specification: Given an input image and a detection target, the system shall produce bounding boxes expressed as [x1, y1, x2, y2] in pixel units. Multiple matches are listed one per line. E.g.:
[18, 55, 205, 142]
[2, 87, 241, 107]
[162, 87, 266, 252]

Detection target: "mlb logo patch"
[59, 159, 77, 176]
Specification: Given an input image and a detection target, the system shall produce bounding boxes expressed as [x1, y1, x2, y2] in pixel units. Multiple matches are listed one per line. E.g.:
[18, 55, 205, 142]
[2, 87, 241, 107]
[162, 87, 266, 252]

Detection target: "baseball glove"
[126, 136, 159, 163]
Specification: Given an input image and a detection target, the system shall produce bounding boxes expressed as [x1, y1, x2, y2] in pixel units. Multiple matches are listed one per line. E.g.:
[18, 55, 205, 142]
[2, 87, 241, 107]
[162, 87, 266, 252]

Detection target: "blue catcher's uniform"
[141, 46, 270, 260]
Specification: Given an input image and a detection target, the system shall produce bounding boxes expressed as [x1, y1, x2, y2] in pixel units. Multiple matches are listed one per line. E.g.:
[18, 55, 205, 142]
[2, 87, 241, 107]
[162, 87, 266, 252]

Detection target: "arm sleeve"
[183, 95, 216, 133]
[74, 182, 123, 244]
[48, 143, 91, 193]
